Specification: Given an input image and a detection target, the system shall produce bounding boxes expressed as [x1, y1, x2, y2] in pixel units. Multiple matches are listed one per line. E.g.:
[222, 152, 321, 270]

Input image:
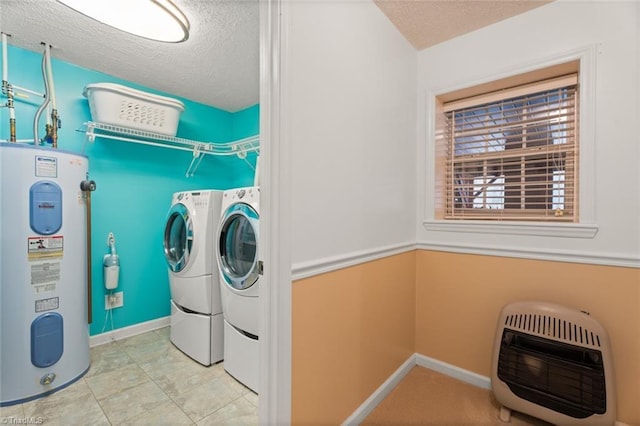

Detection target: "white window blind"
[442, 74, 579, 221]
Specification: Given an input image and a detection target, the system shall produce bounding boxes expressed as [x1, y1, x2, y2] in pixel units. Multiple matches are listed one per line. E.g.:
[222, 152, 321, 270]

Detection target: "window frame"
[423, 46, 598, 239]
[442, 75, 578, 222]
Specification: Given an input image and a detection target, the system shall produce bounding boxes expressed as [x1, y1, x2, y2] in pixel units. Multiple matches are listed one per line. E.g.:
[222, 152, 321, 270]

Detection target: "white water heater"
[0, 142, 90, 406]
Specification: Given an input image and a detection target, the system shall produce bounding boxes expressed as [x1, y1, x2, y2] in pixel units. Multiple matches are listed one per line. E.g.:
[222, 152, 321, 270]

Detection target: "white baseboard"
[344, 353, 491, 425]
[414, 353, 491, 390]
[342, 355, 416, 425]
[345, 354, 631, 426]
[89, 316, 170, 347]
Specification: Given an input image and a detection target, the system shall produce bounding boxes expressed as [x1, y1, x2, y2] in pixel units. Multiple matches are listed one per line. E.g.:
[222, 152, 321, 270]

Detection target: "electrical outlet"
[105, 292, 124, 310]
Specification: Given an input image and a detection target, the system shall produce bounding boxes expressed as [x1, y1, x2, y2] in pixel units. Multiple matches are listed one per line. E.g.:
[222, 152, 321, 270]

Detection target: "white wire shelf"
[78, 121, 260, 177]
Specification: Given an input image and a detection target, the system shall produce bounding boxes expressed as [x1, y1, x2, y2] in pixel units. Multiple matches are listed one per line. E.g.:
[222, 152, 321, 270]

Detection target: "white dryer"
[163, 190, 224, 366]
[216, 186, 260, 392]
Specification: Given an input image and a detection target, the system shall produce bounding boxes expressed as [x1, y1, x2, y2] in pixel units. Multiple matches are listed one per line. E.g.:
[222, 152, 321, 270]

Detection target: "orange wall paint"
[291, 252, 416, 425]
[291, 250, 639, 424]
[415, 250, 640, 425]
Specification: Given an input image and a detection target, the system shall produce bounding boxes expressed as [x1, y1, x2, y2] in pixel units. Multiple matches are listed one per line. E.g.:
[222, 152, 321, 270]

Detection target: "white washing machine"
[163, 190, 224, 366]
[216, 186, 260, 392]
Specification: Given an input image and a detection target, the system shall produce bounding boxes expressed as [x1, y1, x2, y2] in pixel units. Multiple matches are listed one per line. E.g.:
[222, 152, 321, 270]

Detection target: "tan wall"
[415, 250, 640, 425]
[291, 249, 639, 424]
[291, 252, 416, 425]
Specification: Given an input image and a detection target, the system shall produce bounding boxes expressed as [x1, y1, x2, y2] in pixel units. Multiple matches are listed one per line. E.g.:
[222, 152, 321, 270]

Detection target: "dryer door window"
[218, 205, 259, 290]
[164, 203, 193, 273]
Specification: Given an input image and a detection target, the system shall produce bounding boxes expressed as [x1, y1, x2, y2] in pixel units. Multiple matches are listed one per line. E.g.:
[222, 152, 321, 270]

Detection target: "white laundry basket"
[83, 83, 185, 136]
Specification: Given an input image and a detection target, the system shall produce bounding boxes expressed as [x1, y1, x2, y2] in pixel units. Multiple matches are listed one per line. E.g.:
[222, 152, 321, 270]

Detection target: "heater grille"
[497, 329, 606, 418]
[503, 313, 602, 348]
[491, 301, 616, 426]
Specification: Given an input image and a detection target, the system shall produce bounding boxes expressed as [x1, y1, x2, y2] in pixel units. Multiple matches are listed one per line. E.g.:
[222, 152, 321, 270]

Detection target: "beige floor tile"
[117, 328, 167, 349]
[124, 400, 194, 426]
[0, 404, 25, 421]
[140, 351, 204, 379]
[85, 341, 136, 378]
[197, 395, 258, 426]
[3, 327, 259, 426]
[242, 390, 259, 408]
[22, 380, 109, 426]
[145, 357, 226, 399]
[155, 326, 171, 340]
[136, 342, 196, 370]
[220, 368, 255, 397]
[121, 335, 176, 365]
[22, 379, 92, 413]
[172, 374, 246, 422]
[98, 380, 170, 424]
[85, 363, 150, 400]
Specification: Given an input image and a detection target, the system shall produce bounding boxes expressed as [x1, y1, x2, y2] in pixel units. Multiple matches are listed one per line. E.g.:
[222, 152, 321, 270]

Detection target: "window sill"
[422, 220, 598, 239]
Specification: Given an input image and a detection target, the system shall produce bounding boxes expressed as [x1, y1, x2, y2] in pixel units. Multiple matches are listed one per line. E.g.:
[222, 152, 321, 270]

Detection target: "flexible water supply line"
[33, 45, 51, 146]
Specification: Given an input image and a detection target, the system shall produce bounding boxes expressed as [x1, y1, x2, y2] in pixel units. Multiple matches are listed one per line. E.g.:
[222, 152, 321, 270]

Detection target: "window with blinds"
[441, 74, 578, 221]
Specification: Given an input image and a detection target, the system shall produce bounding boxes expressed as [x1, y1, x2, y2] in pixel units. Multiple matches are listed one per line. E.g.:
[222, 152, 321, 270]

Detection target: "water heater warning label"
[31, 262, 60, 293]
[28, 236, 63, 260]
[35, 155, 57, 177]
[35, 297, 59, 313]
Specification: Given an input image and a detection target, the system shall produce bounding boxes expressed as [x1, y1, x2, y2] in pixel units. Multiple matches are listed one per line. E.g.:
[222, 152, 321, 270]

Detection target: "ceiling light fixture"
[57, 0, 190, 43]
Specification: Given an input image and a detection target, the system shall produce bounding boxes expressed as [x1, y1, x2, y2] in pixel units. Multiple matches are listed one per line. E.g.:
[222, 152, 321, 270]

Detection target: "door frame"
[259, 0, 292, 423]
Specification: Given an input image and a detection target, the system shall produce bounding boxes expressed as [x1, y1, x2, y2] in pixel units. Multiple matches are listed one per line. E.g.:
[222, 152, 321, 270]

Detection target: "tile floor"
[0, 327, 258, 425]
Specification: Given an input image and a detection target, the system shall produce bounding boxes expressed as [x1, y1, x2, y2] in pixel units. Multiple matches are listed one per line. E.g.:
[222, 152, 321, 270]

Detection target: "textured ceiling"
[1, 0, 552, 112]
[0, 0, 260, 112]
[374, 0, 553, 50]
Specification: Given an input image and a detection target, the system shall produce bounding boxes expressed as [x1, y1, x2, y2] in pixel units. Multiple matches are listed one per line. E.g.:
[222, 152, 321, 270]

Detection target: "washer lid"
[163, 203, 193, 273]
[218, 203, 259, 290]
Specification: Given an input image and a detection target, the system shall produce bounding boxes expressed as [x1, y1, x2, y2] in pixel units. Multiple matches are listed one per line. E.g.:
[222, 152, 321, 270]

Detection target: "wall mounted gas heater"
[491, 301, 616, 426]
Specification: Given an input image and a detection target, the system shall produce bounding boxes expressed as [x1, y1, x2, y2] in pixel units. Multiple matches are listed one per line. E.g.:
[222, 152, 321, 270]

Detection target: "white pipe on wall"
[12, 85, 45, 98]
[44, 44, 56, 110]
[2, 33, 8, 83]
[32, 47, 51, 145]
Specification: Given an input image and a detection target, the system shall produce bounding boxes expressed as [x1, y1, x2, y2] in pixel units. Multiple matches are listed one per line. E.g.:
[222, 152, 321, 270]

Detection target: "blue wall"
[1, 45, 258, 335]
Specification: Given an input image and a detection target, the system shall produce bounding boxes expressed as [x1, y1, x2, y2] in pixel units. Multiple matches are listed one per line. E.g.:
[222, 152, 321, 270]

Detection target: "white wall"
[284, 0, 417, 275]
[416, 0, 640, 267]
